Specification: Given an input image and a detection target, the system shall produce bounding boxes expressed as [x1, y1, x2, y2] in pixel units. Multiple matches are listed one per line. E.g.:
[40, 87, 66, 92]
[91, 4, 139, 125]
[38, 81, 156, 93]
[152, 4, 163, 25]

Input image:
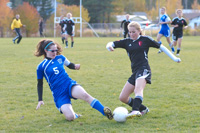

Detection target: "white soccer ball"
[113, 107, 128, 122]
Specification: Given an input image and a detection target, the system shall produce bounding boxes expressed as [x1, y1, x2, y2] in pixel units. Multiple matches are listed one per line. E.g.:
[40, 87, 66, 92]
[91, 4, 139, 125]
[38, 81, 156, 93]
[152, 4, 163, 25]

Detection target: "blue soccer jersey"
[37, 55, 77, 110]
[159, 14, 171, 37]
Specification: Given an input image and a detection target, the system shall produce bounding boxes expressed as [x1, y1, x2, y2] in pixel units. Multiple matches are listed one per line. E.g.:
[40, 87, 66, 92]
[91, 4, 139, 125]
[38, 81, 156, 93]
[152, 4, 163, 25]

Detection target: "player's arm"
[64, 58, 80, 70]
[63, 24, 66, 31]
[106, 39, 126, 51]
[160, 45, 181, 63]
[183, 20, 188, 29]
[121, 20, 125, 28]
[36, 79, 44, 110]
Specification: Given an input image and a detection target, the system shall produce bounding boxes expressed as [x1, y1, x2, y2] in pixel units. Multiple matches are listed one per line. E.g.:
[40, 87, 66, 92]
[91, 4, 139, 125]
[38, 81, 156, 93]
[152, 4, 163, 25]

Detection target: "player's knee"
[119, 95, 127, 103]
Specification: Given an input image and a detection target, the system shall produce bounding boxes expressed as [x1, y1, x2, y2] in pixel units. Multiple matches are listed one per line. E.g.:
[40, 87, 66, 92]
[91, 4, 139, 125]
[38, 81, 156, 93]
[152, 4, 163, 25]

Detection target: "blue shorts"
[159, 28, 170, 37]
[52, 80, 78, 112]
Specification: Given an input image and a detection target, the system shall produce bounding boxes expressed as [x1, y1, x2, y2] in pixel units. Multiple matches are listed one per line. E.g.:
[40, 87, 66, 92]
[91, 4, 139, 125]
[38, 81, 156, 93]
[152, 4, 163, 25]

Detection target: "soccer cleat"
[74, 114, 82, 119]
[158, 50, 163, 54]
[176, 54, 179, 56]
[65, 46, 68, 48]
[104, 107, 113, 120]
[140, 107, 149, 116]
[126, 110, 141, 119]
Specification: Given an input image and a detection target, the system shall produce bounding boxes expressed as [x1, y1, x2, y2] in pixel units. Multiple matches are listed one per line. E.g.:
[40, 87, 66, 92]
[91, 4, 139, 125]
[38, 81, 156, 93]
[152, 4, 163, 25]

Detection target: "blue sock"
[158, 41, 162, 44]
[171, 47, 175, 52]
[90, 99, 105, 116]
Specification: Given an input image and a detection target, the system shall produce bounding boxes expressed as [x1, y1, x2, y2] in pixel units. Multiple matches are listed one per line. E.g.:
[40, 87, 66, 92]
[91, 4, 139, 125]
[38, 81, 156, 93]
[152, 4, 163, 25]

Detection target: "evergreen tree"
[38, 0, 54, 22]
[10, 0, 23, 9]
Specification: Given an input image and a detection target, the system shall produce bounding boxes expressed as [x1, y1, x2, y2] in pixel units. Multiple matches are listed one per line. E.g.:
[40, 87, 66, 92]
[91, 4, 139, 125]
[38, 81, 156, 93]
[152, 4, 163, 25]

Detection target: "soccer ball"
[113, 107, 128, 122]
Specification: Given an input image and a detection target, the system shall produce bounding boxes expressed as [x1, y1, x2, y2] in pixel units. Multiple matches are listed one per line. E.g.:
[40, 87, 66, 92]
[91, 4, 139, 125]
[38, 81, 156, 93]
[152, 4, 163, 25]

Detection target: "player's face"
[161, 8, 165, 15]
[177, 10, 182, 17]
[45, 45, 58, 59]
[128, 27, 140, 40]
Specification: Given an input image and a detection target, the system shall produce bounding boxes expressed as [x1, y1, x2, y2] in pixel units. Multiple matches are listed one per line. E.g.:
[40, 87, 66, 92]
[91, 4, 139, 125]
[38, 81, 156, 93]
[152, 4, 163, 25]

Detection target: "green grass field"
[0, 36, 200, 132]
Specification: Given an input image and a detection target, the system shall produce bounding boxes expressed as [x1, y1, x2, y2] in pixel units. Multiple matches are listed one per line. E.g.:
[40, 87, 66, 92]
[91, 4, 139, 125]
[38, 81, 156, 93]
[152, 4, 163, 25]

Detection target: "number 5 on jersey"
[53, 67, 59, 74]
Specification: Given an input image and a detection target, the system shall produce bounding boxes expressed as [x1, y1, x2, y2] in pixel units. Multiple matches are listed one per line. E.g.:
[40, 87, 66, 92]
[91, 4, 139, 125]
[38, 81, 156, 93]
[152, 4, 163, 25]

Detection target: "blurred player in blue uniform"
[106, 21, 181, 119]
[157, 7, 172, 53]
[171, 9, 188, 56]
[34, 39, 113, 121]
[121, 14, 131, 38]
[63, 13, 75, 48]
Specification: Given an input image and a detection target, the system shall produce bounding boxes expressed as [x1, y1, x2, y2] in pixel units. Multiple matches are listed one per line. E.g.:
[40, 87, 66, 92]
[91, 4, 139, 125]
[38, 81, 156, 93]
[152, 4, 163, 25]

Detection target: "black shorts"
[128, 67, 151, 86]
[172, 32, 183, 41]
[64, 30, 74, 36]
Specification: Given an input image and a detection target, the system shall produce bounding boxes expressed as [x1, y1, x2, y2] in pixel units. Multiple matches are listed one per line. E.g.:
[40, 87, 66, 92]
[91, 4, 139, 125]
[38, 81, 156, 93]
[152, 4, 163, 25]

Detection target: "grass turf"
[0, 36, 200, 132]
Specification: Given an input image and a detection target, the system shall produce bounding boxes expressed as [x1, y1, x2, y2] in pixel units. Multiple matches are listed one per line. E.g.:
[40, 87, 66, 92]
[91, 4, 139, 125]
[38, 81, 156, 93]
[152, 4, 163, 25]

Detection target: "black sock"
[62, 37, 65, 44]
[127, 97, 134, 107]
[177, 49, 180, 54]
[132, 98, 142, 111]
[71, 41, 74, 47]
[65, 41, 68, 46]
[139, 104, 146, 112]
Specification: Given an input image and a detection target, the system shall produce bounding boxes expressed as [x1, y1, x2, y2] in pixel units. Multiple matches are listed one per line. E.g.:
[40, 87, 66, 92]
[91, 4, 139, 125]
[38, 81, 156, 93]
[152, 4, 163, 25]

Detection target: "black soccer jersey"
[63, 18, 75, 32]
[121, 19, 131, 31]
[171, 17, 187, 34]
[59, 19, 65, 32]
[113, 36, 160, 71]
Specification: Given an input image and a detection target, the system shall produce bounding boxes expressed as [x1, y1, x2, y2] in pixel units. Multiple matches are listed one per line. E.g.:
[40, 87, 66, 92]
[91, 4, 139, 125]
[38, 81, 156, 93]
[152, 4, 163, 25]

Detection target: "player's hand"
[108, 46, 114, 51]
[75, 64, 80, 70]
[36, 101, 44, 110]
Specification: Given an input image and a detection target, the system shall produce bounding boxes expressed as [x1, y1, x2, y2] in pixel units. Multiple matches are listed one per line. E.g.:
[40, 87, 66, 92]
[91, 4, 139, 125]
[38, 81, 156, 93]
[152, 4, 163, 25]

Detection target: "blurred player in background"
[38, 18, 44, 37]
[63, 13, 75, 48]
[157, 7, 172, 53]
[121, 14, 131, 38]
[11, 14, 26, 44]
[34, 39, 113, 121]
[171, 9, 188, 56]
[106, 21, 181, 119]
[59, 15, 65, 44]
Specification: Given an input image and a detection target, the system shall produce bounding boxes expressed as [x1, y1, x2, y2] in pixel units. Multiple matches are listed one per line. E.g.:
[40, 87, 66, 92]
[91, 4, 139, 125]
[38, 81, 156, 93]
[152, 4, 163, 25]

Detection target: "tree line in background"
[0, 0, 200, 37]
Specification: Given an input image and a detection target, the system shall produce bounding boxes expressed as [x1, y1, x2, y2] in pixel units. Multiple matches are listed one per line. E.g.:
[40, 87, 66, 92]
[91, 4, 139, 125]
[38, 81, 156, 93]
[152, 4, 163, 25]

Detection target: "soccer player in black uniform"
[106, 21, 181, 118]
[38, 18, 44, 37]
[59, 15, 65, 44]
[171, 9, 188, 56]
[63, 13, 75, 48]
[121, 14, 131, 38]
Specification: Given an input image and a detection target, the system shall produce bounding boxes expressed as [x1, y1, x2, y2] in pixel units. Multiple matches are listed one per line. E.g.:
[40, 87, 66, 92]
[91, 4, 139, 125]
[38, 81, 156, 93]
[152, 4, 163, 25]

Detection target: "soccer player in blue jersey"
[157, 7, 172, 53]
[34, 39, 113, 121]
[171, 9, 188, 56]
[63, 13, 75, 48]
[106, 21, 181, 119]
[121, 14, 131, 38]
